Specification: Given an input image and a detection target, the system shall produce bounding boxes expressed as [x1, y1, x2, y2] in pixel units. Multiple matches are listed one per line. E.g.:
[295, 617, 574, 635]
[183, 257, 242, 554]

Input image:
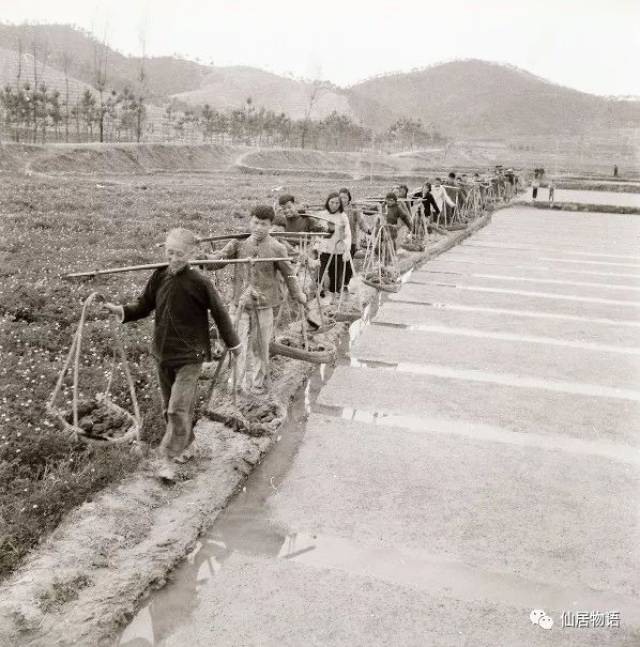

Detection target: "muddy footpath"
[0, 213, 491, 647]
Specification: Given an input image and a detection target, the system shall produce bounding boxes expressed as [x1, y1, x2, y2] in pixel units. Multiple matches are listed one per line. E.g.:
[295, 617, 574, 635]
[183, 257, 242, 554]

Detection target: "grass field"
[2, 138, 635, 581]
[0, 156, 401, 579]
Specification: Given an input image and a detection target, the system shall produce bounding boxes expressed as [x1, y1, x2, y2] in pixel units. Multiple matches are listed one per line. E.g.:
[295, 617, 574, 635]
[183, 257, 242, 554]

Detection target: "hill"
[0, 45, 93, 104]
[0, 24, 638, 141]
[347, 60, 640, 137]
[0, 23, 208, 100]
[172, 66, 359, 121]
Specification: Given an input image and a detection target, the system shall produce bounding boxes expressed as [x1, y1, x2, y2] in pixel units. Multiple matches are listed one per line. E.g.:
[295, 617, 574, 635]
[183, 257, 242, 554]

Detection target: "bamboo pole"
[63, 257, 294, 280]
[355, 197, 414, 204]
[156, 231, 330, 247]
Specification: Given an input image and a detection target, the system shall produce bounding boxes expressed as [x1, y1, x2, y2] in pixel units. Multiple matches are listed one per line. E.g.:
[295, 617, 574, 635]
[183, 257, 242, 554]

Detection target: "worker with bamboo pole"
[274, 193, 331, 235]
[381, 192, 412, 250]
[206, 205, 307, 394]
[103, 228, 241, 482]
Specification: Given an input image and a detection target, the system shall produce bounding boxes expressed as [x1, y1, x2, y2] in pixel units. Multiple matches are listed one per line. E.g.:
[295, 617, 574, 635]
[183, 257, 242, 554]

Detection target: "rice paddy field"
[1, 139, 637, 581]
[0, 148, 402, 579]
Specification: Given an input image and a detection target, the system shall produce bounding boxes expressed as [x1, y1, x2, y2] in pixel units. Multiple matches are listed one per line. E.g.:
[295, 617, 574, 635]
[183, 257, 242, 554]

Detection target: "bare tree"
[62, 51, 71, 143]
[301, 81, 322, 149]
[13, 36, 23, 142]
[30, 37, 49, 143]
[135, 29, 148, 143]
[93, 27, 110, 143]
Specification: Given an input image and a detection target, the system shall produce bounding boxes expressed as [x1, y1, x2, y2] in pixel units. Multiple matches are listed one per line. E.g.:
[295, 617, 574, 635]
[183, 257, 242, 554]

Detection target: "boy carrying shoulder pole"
[207, 205, 307, 395]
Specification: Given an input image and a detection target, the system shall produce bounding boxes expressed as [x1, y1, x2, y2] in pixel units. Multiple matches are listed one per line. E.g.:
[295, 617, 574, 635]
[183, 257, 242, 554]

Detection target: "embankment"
[0, 211, 492, 647]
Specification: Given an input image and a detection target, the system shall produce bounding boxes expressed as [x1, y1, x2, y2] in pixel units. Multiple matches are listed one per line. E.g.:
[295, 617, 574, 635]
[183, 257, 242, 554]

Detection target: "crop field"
[0, 160, 398, 579]
[4, 138, 634, 582]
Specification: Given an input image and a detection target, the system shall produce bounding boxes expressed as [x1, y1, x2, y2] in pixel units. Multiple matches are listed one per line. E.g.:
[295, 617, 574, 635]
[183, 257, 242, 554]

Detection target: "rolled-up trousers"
[157, 361, 202, 458]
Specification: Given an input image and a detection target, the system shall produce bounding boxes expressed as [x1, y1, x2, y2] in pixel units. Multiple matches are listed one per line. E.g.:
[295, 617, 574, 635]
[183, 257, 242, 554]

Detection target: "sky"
[1, 0, 639, 96]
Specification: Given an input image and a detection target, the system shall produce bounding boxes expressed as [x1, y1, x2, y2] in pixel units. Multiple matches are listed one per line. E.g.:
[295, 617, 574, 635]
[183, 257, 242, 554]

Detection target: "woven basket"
[269, 335, 337, 364]
[46, 292, 142, 444]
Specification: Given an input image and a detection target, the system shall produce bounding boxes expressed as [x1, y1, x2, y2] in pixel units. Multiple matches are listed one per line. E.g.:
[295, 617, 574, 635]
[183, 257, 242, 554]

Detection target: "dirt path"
[117, 207, 639, 646]
[0, 211, 492, 647]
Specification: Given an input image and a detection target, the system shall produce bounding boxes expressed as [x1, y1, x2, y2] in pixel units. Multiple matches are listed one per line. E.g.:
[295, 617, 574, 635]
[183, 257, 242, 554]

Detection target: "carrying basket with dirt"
[269, 332, 337, 364]
[206, 388, 287, 437]
[204, 351, 287, 436]
[400, 234, 426, 253]
[360, 223, 402, 293]
[361, 266, 401, 292]
[46, 292, 142, 444]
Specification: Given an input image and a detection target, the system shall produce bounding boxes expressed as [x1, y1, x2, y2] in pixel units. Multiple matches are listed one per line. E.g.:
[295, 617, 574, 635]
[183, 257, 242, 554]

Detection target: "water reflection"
[118, 262, 422, 646]
[119, 526, 640, 646]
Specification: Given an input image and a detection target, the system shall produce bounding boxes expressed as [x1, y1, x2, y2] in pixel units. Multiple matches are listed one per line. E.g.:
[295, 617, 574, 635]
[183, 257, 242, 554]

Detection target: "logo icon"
[530, 609, 554, 630]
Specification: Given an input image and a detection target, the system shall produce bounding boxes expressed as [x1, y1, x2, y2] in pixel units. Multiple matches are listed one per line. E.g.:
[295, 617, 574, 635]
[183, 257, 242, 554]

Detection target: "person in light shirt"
[317, 191, 352, 299]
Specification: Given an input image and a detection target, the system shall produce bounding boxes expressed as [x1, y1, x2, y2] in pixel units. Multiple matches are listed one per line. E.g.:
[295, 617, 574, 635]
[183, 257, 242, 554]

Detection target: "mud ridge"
[0, 212, 492, 647]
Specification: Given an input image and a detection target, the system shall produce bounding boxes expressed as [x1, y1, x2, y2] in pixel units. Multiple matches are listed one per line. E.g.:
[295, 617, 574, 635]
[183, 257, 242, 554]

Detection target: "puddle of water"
[276, 532, 640, 625]
[469, 273, 640, 291]
[462, 243, 640, 260]
[539, 257, 640, 269]
[118, 291, 384, 646]
[119, 528, 640, 647]
[342, 360, 640, 402]
[119, 363, 328, 646]
[390, 299, 640, 328]
[117, 258, 422, 645]
[432, 259, 640, 279]
[369, 322, 640, 355]
[437, 284, 640, 307]
[314, 406, 640, 466]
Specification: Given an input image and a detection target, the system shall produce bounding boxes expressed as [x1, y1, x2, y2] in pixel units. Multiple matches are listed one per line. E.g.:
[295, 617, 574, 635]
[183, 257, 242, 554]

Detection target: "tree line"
[0, 89, 446, 151]
[0, 34, 446, 151]
[163, 99, 446, 151]
[0, 84, 146, 144]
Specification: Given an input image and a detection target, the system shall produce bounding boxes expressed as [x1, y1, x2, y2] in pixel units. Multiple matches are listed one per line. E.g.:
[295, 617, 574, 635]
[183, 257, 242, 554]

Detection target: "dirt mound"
[0, 144, 42, 172]
[238, 148, 408, 177]
[15, 143, 244, 175]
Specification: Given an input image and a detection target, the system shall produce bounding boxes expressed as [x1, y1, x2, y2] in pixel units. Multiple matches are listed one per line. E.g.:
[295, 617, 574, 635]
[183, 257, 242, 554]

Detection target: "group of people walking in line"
[102, 167, 513, 481]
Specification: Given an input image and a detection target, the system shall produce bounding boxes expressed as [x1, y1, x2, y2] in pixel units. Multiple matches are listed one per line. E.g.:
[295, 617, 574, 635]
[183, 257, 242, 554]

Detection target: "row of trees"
[0, 82, 447, 150]
[0, 84, 146, 143]
[0, 29, 148, 144]
[158, 99, 446, 151]
[0, 30, 448, 151]
[0, 36, 445, 150]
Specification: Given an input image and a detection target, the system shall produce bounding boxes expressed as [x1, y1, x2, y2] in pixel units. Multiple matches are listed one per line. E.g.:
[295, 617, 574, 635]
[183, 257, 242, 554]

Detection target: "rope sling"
[46, 291, 142, 444]
[361, 208, 401, 293]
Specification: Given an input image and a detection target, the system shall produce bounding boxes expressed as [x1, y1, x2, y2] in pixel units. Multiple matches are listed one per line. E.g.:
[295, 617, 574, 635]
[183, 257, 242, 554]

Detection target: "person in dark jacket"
[104, 228, 241, 482]
[274, 194, 329, 235]
[411, 181, 441, 225]
[393, 184, 413, 223]
[381, 192, 412, 250]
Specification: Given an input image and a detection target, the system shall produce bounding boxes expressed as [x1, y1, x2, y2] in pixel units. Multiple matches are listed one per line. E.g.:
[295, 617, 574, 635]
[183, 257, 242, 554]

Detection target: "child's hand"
[297, 294, 307, 305]
[230, 345, 242, 358]
[103, 303, 124, 321]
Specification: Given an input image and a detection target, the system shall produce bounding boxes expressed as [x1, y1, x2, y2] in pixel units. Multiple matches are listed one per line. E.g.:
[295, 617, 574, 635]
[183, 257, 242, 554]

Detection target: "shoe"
[157, 458, 177, 483]
[174, 443, 197, 464]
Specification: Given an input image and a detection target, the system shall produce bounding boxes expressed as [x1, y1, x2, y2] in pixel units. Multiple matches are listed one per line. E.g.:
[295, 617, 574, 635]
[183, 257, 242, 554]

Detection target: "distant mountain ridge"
[0, 23, 638, 138]
[171, 66, 358, 121]
[348, 59, 640, 136]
